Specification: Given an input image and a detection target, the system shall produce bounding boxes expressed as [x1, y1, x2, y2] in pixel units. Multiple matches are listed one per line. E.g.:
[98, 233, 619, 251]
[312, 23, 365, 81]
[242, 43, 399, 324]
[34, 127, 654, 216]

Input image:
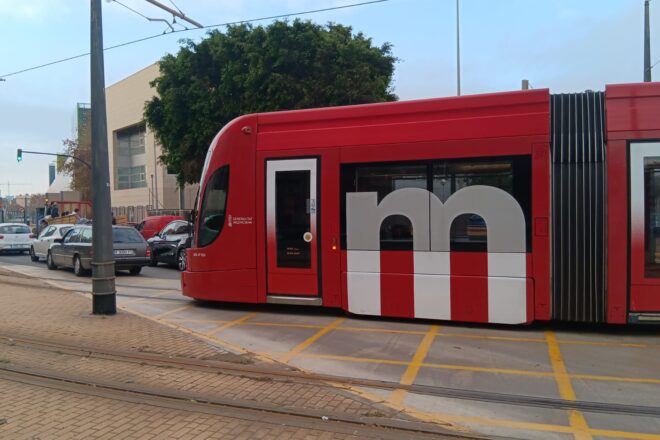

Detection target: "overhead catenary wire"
[112, 0, 175, 33]
[0, 0, 389, 80]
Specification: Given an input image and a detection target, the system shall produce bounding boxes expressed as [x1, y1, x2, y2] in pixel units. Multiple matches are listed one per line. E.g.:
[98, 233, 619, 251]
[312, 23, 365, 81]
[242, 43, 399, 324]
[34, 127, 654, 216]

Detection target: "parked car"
[0, 223, 35, 254]
[30, 224, 74, 261]
[137, 215, 183, 240]
[147, 220, 192, 271]
[47, 225, 151, 276]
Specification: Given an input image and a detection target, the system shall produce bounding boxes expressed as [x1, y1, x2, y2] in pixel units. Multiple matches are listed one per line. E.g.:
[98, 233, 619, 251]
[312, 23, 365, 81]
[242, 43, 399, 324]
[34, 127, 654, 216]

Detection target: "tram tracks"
[1, 333, 658, 419]
[0, 335, 464, 440]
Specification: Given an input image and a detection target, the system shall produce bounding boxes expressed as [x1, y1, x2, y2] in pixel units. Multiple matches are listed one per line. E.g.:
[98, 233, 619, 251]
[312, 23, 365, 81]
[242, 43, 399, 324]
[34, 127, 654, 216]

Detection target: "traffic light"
[16, 148, 22, 162]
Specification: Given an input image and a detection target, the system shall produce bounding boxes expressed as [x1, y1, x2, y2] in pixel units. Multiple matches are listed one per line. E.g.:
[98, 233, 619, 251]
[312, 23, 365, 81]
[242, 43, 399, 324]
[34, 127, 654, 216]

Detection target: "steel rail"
[1, 334, 658, 418]
[0, 366, 466, 440]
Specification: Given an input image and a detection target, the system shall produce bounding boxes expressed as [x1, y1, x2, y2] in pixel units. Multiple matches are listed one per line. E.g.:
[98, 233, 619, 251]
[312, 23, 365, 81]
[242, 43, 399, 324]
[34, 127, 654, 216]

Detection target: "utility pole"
[456, 0, 461, 96]
[144, 0, 203, 28]
[91, 0, 116, 314]
[644, 0, 652, 82]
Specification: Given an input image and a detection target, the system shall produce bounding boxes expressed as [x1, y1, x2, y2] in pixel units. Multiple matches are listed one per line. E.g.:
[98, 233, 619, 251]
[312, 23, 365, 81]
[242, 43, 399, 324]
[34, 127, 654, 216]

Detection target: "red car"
[137, 215, 183, 240]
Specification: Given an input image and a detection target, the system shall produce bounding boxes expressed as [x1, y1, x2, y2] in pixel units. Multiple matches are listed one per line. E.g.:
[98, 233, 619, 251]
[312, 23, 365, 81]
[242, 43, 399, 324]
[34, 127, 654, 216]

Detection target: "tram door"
[629, 142, 660, 312]
[266, 158, 319, 297]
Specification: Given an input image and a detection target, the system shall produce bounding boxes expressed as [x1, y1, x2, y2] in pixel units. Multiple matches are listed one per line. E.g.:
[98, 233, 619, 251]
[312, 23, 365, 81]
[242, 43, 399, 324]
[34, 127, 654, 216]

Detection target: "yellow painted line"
[440, 332, 546, 343]
[169, 318, 229, 324]
[558, 339, 649, 349]
[338, 326, 427, 335]
[414, 411, 660, 440]
[301, 353, 408, 365]
[546, 331, 592, 440]
[242, 321, 324, 329]
[119, 305, 251, 356]
[279, 318, 346, 363]
[349, 386, 660, 440]
[570, 373, 660, 384]
[299, 352, 660, 384]
[205, 312, 258, 336]
[389, 325, 439, 406]
[153, 303, 195, 320]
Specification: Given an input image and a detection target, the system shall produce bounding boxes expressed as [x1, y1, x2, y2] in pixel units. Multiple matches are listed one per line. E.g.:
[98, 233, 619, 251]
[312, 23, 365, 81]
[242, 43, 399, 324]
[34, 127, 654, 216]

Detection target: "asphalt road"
[0, 251, 181, 280]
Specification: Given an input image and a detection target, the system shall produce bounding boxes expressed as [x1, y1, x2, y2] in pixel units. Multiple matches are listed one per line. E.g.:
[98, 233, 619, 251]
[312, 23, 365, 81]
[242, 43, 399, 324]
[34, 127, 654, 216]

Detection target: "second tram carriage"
[182, 82, 660, 325]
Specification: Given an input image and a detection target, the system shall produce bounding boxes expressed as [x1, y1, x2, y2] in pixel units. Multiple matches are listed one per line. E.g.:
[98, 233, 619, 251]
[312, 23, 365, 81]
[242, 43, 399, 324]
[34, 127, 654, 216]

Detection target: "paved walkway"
[0, 269, 454, 440]
[3, 263, 660, 440]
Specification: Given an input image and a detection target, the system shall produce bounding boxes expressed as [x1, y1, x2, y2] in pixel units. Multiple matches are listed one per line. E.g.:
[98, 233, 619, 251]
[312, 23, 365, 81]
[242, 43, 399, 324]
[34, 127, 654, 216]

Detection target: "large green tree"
[144, 20, 397, 184]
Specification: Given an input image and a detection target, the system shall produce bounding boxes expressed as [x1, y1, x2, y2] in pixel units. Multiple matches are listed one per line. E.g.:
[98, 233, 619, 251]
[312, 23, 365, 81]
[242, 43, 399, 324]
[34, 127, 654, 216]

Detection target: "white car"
[30, 224, 74, 261]
[0, 223, 35, 254]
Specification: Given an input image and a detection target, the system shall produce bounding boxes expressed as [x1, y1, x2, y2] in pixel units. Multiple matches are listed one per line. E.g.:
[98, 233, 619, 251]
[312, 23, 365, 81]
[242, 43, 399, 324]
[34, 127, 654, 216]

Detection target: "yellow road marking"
[153, 303, 195, 319]
[279, 318, 346, 363]
[546, 331, 592, 440]
[417, 411, 660, 440]
[147, 314, 656, 349]
[339, 326, 427, 335]
[298, 353, 660, 384]
[389, 325, 439, 406]
[205, 312, 258, 336]
[245, 321, 324, 329]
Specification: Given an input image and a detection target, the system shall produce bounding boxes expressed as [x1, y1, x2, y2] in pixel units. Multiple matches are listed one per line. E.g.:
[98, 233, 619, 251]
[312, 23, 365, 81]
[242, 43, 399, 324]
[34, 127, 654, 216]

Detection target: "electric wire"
[0, 0, 389, 79]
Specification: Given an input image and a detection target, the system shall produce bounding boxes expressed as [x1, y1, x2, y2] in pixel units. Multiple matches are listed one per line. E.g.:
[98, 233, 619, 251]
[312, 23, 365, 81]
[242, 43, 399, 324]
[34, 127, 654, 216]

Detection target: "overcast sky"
[0, 0, 658, 195]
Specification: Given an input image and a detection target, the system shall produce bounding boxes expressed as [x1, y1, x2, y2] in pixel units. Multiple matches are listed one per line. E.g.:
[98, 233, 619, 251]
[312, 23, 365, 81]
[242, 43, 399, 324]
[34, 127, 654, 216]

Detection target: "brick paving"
[0, 269, 410, 439]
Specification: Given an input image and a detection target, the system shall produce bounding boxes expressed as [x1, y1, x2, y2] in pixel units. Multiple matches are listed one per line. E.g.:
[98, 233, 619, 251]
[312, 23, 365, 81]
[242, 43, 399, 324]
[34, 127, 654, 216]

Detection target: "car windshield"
[0, 225, 31, 234]
[112, 228, 144, 243]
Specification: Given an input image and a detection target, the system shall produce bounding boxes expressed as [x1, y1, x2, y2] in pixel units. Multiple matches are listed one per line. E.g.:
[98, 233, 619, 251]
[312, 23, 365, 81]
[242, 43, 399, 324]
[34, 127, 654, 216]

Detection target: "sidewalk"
[0, 269, 448, 440]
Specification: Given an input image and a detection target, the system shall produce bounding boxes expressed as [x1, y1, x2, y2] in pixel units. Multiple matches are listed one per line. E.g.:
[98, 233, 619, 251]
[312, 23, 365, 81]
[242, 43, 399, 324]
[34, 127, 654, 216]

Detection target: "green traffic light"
[17, 148, 22, 162]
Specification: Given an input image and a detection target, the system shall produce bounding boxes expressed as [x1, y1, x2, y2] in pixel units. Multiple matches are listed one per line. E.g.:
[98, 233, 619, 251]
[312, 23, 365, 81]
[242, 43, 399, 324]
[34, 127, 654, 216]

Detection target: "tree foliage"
[60, 138, 91, 199]
[145, 20, 397, 184]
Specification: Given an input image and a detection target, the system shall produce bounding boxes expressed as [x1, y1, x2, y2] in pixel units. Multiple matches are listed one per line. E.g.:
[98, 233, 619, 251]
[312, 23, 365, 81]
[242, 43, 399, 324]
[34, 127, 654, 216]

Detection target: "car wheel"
[177, 249, 187, 271]
[30, 247, 39, 262]
[73, 255, 86, 277]
[129, 266, 142, 275]
[46, 252, 57, 270]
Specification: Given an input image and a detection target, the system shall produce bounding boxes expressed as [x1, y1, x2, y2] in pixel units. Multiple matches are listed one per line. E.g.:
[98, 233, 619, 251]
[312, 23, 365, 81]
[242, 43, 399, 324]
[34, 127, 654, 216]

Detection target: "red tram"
[182, 82, 660, 325]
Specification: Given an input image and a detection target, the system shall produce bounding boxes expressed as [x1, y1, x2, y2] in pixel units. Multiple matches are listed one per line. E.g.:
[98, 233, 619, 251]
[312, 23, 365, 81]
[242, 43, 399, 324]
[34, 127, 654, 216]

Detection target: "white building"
[106, 63, 198, 216]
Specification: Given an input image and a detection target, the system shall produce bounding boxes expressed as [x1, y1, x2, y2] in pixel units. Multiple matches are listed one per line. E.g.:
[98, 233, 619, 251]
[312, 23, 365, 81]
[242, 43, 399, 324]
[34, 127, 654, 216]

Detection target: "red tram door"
[266, 158, 320, 298]
[629, 142, 660, 314]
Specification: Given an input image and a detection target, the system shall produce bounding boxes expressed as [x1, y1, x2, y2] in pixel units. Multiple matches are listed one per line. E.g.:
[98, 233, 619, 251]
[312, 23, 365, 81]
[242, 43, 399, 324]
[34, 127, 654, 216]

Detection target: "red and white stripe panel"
[346, 250, 528, 324]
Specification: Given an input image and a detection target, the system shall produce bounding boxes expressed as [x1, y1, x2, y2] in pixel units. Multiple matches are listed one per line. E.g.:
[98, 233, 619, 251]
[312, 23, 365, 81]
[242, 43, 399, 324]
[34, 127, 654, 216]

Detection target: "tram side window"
[198, 166, 229, 247]
[341, 156, 531, 251]
[341, 163, 426, 250]
[645, 157, 660, 278]
[433, 157, 531, 252]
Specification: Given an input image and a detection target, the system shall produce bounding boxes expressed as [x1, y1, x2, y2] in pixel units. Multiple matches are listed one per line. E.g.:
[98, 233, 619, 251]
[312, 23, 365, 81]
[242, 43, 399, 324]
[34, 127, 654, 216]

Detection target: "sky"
[0, 0, 658, 195]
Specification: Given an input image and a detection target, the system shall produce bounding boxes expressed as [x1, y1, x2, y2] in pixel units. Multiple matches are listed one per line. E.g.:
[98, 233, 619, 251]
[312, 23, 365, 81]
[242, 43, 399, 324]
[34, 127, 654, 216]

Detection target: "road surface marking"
[153, 303, 195, 320]
[279, 318, 346, 363]
[389, 324, 439, 406]
[546, 330, 592, 440]
[205, 312, 258, 336]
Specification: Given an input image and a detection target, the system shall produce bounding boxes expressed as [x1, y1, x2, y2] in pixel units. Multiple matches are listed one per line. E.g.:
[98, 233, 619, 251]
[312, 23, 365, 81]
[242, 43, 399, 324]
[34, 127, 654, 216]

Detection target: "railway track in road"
[0, 337, 463, 440]
[2, 333, 658, 419]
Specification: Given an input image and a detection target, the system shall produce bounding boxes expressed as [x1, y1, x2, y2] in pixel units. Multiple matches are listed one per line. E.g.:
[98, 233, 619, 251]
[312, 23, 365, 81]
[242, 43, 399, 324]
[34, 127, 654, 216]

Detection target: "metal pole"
[91, 0, 116, 314]
[456, 0, 461, 96]
[24, 196, 27, 224]
[644, 0, 652, 82]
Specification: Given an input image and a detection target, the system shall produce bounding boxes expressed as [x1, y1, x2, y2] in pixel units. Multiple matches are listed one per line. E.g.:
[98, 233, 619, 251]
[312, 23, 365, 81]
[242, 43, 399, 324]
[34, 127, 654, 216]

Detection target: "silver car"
[47, 225, 150, 276]
[0, 223, 34, 254]
[30, 224, 74, 261]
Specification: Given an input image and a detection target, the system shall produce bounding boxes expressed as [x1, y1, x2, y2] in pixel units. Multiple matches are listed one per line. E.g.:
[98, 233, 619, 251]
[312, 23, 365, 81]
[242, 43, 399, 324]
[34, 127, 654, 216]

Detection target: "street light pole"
[91, 0, 116, 314]
[644, 0, 652, 82]
[456, 0, 461, 96]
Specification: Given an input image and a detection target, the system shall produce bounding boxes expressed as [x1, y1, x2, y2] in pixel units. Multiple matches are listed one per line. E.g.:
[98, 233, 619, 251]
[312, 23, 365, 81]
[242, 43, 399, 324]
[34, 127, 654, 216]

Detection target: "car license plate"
[113, 249, 135, 255]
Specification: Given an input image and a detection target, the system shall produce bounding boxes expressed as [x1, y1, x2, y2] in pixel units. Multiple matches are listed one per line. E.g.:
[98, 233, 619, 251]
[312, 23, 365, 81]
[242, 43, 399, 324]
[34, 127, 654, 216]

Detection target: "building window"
[115, 125, 147, 190]
[117, 165, 147, 189]
[117, 125, 145, 156]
